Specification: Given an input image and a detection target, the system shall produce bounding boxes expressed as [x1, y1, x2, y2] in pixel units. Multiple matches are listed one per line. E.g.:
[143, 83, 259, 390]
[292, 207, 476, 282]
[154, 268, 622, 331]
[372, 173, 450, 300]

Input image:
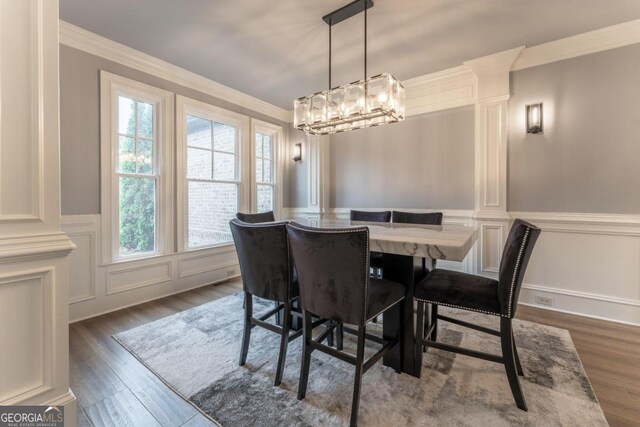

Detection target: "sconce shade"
[526, 103, 543, 134]
[293, 143, 302, 161]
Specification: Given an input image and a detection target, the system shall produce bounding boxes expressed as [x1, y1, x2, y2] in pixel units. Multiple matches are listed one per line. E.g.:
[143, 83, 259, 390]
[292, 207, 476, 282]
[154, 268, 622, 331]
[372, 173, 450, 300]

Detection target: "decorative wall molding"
[403, 66, 476, 116]
[513, 18, 640, 71]
[62, 215, 99, 304]
[1, 0, 75, 413]
[514, 211, 640, 326]
[178, 249, 238, 279]
[106, 259, 173, 295]
[64, 215, 240, 322]
[306, 207, 475, 224]
[509, 211, 640, 228]
[59, 20, 290, 123]
[520, 284, 640, 327]
[0, 267, 55, 404]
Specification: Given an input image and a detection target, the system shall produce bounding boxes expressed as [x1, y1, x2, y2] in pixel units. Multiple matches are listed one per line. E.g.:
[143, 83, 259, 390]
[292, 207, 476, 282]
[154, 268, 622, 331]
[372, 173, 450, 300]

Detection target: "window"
[251, 120, 283, 216]
[177, 96, 250, 251]
[101, 72, 174, 262]
[255, 132, 274, 212]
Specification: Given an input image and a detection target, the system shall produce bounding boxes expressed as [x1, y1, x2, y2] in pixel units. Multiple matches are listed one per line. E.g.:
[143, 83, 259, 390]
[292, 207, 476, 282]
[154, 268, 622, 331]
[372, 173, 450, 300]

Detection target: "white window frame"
[100, 71, 174, 264]
[251, 119, 284, 218]
[176, 95, 250, 252]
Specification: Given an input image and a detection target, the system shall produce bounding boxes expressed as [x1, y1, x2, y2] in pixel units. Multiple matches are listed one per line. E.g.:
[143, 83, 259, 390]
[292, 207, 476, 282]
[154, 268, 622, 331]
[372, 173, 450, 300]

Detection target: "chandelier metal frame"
[294, 0, 405, 135]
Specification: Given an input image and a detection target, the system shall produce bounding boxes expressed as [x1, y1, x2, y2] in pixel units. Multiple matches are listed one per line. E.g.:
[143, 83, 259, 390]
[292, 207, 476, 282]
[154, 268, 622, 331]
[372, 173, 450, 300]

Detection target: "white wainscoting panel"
[106, 260, 173, 295]
[0, 268, 53, 403]
[65, 215, 240, 322]
[513, 212, 640, 325]
[479, 223, 505, 276]
[178, 248, 238, 279]
[62, 215, 99, 304]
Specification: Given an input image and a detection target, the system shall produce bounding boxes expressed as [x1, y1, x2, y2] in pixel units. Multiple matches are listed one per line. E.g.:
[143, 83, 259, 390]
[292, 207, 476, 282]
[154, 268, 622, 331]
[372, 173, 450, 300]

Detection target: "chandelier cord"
[364, 0, 367, 82]
[329, 22, 332, 89]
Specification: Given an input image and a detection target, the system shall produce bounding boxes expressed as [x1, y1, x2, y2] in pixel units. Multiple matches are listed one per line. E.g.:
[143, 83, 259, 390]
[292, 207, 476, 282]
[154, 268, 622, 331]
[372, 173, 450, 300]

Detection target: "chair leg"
[512, 331, 524, 376]
[350, 325, 367, 427]
[327, 321, 334, 347]
[274, 301, 291, 386]
[415, 301, 425, 378]
[297, 310, 313, 400]
[501, 317, 528, 411]
[430, 304, 438, 341]
[239, 292, 252, 366]
[336, 322, 344, 351]
[423, 304, 438, 352]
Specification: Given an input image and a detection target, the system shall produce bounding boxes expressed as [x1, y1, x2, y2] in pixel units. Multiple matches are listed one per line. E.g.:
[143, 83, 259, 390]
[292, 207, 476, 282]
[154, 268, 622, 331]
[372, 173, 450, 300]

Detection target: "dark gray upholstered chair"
[414, 219, 541, 411]
[287, 222, 404, 427]
[391, 211, 444, 336]
[230, 218, 302, 386]
[350, 210, 391, 278]
[392, 211, 443, 282]
[235, 210, 275, 223]
[349, 210, 392, 223]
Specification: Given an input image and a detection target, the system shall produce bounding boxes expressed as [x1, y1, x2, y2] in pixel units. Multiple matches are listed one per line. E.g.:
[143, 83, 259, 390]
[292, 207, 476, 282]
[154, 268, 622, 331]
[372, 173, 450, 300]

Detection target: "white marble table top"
[292, 219, 478, 262]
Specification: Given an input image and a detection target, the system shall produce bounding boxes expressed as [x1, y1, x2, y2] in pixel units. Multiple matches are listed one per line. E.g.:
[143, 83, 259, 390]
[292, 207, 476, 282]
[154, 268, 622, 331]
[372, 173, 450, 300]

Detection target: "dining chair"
[230, 218, 304, 386]
[391, 211, 444, 339]
[414, 219, 541, 410]
[235, 210, 275, 223]
[350, 210, 391, 279]
[287, 222, 404, 427]
[391, 211, 443, 281]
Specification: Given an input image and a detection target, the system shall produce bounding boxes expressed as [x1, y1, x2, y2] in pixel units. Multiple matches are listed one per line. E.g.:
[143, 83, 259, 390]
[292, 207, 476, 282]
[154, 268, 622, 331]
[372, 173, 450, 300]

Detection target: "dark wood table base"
[382, 253, 422, 377]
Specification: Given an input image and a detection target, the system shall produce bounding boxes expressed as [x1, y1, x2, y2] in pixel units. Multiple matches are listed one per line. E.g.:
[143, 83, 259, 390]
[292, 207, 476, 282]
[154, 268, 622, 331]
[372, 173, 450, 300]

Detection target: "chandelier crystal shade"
[294, 0, 405, 135]
[294, 73, 405, 135]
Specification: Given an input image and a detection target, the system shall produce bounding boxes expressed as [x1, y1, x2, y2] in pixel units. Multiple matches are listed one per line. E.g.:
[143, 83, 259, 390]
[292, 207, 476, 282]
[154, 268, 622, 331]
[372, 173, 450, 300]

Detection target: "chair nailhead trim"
[414, 297, 506, 318]
[506, 227, 530, 318]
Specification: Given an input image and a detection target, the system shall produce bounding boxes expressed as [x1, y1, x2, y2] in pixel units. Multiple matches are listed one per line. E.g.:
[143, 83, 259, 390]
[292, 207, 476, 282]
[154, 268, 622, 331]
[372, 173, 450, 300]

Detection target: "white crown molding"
[513, 18, 640, 71]
[60, 18, 640, 124]
[59, 20, 290, 123]
[464, 46, 525, 74]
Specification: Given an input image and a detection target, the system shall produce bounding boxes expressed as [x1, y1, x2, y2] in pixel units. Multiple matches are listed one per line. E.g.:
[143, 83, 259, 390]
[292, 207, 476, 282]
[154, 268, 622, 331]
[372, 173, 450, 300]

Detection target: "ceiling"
[60, 0, 640, 109]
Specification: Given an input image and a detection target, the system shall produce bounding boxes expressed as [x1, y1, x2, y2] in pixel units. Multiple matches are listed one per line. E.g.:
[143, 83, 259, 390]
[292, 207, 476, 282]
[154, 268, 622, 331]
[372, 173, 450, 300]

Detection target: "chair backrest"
[498, 219, 541, 318]
[230, 218, 293, 302]
[350, 210, 391, 223]
[392, 211, 443, 225]
[287, 222, 369, 326]
[236, 211, 275, 223]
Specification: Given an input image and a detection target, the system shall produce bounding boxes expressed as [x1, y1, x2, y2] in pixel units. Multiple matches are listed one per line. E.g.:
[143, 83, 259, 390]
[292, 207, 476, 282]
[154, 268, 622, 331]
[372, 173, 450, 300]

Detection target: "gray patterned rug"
[114, 294, 607, 426]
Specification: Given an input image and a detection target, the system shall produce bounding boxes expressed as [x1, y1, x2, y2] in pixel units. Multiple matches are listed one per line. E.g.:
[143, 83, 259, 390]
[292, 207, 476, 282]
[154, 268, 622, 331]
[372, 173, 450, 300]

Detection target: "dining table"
[293, 218, 478, 378]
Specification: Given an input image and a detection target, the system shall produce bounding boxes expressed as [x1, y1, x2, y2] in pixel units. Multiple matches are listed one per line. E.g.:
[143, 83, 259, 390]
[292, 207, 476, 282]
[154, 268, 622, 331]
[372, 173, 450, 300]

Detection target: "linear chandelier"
[294, 0, 405, 135]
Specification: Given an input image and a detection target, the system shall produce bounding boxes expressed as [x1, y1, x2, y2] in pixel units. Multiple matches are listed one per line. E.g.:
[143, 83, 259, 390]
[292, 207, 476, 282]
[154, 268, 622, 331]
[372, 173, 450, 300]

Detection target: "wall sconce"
[292, 143, 302, 161]
[526, 103, 543, 134]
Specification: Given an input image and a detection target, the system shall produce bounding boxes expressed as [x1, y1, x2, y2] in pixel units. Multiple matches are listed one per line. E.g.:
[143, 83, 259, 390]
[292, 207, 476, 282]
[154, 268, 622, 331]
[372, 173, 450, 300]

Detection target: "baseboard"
[69, 275, 239, 323]
[46, 389, 77, 427]
[520, 284, 640, 327]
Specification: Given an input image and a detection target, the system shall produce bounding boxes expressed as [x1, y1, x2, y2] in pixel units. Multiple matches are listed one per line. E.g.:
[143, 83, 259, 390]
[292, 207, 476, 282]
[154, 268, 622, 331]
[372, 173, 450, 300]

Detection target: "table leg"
[382, 253, 420, 377]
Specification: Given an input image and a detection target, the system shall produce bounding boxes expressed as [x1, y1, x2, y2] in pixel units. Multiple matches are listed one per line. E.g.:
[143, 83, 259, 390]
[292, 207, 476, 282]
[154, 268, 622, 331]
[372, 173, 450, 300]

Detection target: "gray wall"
[329, 106, 475, 209]
[508, 43, 640, 214]
[286, 125, 308, 207]
[60, 45, 287, 215]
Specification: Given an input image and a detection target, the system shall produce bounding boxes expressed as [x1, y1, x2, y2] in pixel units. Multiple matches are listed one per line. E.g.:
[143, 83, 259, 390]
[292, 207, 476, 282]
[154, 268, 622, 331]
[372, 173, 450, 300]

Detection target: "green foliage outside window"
[119, 100, 156, 255]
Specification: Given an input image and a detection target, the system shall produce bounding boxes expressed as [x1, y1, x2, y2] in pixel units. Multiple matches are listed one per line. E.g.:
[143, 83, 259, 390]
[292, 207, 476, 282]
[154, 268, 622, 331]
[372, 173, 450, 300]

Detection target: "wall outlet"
[534, 295, 554, 307]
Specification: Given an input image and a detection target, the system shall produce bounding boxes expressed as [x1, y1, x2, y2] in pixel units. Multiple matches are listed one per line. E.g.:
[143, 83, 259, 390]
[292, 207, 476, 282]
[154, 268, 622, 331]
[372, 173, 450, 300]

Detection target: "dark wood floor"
[70, 279, 640, 427]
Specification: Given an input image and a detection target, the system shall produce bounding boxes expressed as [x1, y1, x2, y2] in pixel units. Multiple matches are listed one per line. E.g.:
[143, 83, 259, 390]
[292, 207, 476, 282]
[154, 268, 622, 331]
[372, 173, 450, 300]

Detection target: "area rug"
[113, 294, 608, 426]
